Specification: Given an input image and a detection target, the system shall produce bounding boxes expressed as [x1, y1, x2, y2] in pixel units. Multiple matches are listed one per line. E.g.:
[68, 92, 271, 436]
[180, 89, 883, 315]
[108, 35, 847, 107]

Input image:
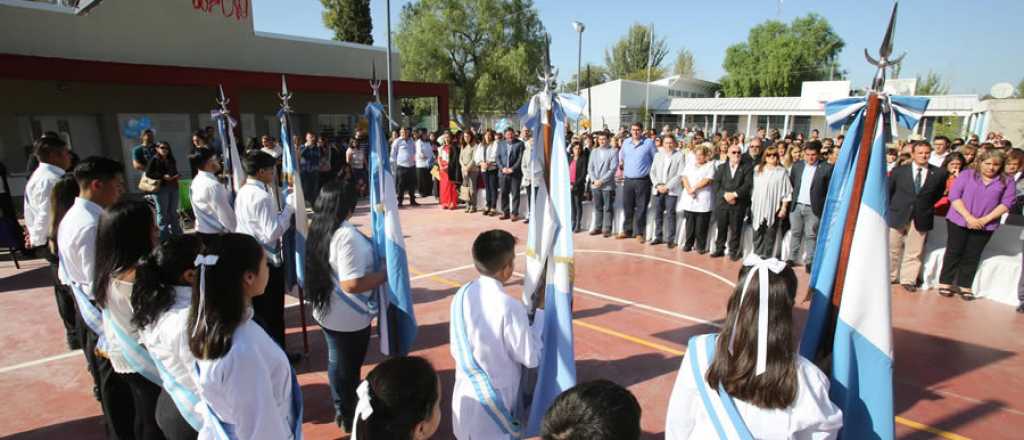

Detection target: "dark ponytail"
[131, 234, 203, 329]
[354, 356, 439, 440]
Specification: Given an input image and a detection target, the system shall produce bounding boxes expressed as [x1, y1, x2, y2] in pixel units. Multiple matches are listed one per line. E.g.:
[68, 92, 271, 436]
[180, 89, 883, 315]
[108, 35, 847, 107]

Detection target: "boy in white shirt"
[450, 230, 544, 439]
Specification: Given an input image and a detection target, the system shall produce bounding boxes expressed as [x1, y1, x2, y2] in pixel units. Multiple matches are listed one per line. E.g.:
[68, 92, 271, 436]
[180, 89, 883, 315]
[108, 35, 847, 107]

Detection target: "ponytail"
[353, 356, 439, 440]
[131, 234, 202, 329]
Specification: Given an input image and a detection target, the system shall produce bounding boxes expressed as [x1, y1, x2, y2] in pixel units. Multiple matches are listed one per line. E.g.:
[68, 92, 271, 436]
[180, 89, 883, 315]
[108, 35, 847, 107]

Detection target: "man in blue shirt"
[391, 127, 419, 206]
[617, 122, 657, 241]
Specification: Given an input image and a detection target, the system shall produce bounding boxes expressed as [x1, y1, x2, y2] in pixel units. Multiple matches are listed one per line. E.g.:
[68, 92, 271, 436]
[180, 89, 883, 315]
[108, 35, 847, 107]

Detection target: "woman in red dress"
[438, 133, 462, 209]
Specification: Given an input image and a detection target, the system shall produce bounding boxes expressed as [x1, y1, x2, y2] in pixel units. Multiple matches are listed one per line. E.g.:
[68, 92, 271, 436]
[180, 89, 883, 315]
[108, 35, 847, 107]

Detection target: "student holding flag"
[305, 179, 388, 433]
[665, 258, 842, 439]
[189, 148, 237, 241]
[92, 199, 161, 439]
[134, 235, 204, 439]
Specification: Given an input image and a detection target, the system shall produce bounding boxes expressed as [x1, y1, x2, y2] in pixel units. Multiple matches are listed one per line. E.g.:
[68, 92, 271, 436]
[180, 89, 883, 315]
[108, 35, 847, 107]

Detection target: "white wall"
[581, 81, 623, 132]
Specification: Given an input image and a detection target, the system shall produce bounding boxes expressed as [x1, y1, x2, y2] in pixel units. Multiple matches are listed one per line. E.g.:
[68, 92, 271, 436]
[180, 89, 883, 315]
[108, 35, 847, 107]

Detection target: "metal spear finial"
[864, 1, 906, 92]
[538, 33, 557, 95]
[278, 75, 293, 112]
[217, 84, 230, 112]
[370, 62, 382, 103]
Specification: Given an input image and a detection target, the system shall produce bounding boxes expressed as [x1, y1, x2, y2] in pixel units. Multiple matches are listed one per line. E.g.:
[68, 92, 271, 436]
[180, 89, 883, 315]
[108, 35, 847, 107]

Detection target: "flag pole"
[278, 75, 310, 355]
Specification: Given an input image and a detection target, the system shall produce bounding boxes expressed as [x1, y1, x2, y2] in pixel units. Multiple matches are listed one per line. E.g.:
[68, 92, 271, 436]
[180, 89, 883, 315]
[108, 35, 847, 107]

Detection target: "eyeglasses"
[728, 151, 741, 155]
[765, 153, 778, 158]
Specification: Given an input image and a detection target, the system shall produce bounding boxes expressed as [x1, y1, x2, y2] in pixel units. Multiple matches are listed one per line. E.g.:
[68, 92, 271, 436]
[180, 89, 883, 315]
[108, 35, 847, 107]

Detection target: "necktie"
[914, 167, 923, 194]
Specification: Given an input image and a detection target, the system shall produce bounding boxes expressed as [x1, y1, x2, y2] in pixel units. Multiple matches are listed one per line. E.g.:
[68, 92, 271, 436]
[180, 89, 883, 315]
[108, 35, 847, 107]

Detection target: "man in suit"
[649, 136, 685, 247]
[887, 140, 948, 291]
[497, 127, 525, 220]
[788, 140, 833, 272]
[710, 144, 753, 261]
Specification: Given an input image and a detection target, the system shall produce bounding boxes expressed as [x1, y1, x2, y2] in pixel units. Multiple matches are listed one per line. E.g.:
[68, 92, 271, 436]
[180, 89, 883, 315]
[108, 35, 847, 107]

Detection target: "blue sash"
[688, 334, 755, 440]
[329, 273, 377, 317]
[57, 252, 107, 353]
[191, 200, 231, 234]
[194, 362, 303, 440]
[151, 354, 203, 431]
[451, 282, 522, 438]
[103, 309, 162, 385]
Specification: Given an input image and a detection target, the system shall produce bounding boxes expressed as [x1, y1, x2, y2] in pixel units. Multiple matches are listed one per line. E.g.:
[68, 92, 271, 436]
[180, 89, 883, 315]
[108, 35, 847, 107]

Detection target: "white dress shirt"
[139, 286, 201, 416]
[911, 162, 929, 191]
[797, 162, 819, 206]
[391, 138, 417, 168]
[666, 350, 843, 439]
[57, 197, 104, 295]
[196, 308, 296, 440]
[314, 221, 375, 333]
[928, 151, 948, 168]
[450, 276, 544, 440]
[414, 139, 435, 168]
[234, 180, 294, 265]
[23, 162, 65, 247]
[191, 171, 237, 234]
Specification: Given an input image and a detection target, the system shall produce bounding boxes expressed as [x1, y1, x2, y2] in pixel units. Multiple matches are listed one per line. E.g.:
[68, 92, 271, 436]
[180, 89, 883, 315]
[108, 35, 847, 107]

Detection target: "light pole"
[572, 20, 585, 132]
[385, 0, 395, 129]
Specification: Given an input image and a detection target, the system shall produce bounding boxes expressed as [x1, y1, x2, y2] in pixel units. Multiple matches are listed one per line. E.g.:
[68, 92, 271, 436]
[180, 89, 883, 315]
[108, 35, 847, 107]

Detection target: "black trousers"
[395, 166, 417, 205]
[498, 173, 522, 216]
[416, 167, 433, 196]
[652, 193, 679, 243]
[322, 325, 371, 430]
[253, 263, 287, 349]
[715, 205, 746, 256]
[484, 169, 499, 210]
[571, 189, 585, 231]
[156, 389, 198, 440]
[621, 178, 652, 236]
[752, 220, 782, 258]
[84, 326, 134, 440]
[47, 259, 80, 349]
[123, 372, 167, 440]
[939, 220, 994, 289]
[591, 189, 614, 233]
[683, 210, 711, 251]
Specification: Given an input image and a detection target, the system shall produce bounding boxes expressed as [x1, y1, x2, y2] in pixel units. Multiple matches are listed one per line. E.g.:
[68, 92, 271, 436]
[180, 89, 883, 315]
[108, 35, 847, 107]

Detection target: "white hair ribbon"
[350, 380, 375, 440]
[729, 254, 787, 376]
[191, 254, 220, 337]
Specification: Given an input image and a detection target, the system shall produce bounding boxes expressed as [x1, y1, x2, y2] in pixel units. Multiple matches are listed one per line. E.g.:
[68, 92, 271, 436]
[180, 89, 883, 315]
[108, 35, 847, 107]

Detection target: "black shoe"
[900, 284, 918, 292]
[667, 242, 677, 249]
[589, 230, 602, 236]
[697, 248, 708, 255]
[68, 339, 82, 351]
[410, 200, 420, 206]
[603, 232, 612, 238]
[1017, 304, 1024, 313]
[709, 250, 724, 258]
[681, 245, 692, 252]
[287, 352, 303, 365]
[649, 239, 664, 245]
[729, 253, 742, 262]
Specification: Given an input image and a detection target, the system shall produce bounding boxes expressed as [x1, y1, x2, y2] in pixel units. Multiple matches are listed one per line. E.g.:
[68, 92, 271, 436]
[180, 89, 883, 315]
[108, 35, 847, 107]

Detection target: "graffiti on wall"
[192, 0, 250, 21]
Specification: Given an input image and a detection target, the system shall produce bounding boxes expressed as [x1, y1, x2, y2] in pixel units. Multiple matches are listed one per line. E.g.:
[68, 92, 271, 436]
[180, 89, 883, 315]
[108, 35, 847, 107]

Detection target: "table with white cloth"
[920, 216, 1022, 306]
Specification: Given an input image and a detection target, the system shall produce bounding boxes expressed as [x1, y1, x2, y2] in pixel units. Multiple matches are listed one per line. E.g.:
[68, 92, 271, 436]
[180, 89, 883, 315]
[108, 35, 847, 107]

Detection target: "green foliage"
[1018, 78, 1024, 97]
[604, 23, 669, 81]
[674, 48, 696, 78]
[931, 117, 962, 140]
[394, 0, 546, 121]
[321, 0, 373, 45]
[561, 64, 610, 92]
[720, 14, 844, 97]
[916, 71, 950, 95]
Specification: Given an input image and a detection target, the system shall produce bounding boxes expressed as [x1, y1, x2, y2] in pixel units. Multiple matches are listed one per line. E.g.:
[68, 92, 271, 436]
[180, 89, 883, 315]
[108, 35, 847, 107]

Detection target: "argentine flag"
[278, 109, 308, 289]
[520, 91, 586, 436]
[211, 109, 246, 196]
[800, 94, 928, 439]
[365, 101, 417, 356]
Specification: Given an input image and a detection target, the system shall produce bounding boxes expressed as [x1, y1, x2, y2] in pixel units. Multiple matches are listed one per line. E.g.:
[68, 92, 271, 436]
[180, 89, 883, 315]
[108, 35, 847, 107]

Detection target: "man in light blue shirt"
[390, 127, 419, 206]
[617, 122, 657, 240]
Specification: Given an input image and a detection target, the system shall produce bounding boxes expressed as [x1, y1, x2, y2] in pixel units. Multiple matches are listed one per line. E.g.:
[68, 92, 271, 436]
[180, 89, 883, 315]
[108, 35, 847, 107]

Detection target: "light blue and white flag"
[801, 94, 928, 440]
[365, 101, 416, 356]
[210, 108, 246, 196]
[519, 91, 586, 436]
[278, 109, 308, 289]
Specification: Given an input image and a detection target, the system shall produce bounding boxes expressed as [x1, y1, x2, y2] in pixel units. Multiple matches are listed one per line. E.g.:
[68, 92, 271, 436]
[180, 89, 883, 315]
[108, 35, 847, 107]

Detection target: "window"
[654, 114, 682, 130]
[756, 116, 786, 131]
[791, 116, 812, 137]
[619, 110, 635, 129]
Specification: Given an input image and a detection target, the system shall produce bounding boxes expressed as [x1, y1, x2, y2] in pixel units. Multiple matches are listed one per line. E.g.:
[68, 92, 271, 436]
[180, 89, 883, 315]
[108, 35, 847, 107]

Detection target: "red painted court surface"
[2, 198, 1023, 439]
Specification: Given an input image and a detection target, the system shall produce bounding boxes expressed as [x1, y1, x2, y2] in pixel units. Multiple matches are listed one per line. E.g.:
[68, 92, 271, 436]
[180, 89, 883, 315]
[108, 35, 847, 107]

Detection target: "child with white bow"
[666, 256, 843, 439]
[349, 356, 442, 440]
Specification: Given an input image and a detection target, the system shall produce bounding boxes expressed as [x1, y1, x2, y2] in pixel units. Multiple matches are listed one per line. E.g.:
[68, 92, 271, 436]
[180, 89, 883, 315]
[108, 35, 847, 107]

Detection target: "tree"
[561, 64, 610, 92]
[321, 0, 373, 45]
[673, 48, 696, 78]
[1018, 77, 1024, 97]
[394, 0, 546, 121]
[604, 23, 669, 81]
[720, 14, 844, 97]
[916, 71, 950, 95]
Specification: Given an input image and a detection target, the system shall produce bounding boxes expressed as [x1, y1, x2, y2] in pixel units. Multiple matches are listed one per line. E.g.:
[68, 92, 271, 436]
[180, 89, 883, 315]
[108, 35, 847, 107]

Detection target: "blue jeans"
[152, 183, 182, 241]
[322, 325, 370, 428]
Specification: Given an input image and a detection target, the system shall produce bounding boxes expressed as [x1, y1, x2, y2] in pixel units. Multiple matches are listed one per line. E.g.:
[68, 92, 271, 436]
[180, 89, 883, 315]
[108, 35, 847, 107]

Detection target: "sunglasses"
[765, 153, 778, 157]
[728, 151, 741, 155]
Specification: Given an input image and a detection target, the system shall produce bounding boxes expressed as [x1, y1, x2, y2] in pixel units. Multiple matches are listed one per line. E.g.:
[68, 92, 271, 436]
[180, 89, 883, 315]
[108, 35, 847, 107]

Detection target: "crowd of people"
[13, 113, 1022, 439]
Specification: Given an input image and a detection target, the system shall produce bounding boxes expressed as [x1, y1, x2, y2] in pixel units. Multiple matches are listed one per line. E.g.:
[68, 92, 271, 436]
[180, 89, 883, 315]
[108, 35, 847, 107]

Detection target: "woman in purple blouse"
[937, 148, 1015, 300]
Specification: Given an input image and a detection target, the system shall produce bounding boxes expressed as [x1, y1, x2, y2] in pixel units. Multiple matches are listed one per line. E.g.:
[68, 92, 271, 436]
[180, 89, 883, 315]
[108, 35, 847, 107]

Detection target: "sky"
[253, 0, 1023, 95]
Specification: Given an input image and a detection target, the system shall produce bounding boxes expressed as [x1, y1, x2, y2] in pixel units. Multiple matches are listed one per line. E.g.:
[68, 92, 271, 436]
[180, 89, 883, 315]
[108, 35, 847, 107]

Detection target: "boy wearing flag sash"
[665, 258, 841, 439]
[450, 230, 544, 439]
[189, 148, 237, 240]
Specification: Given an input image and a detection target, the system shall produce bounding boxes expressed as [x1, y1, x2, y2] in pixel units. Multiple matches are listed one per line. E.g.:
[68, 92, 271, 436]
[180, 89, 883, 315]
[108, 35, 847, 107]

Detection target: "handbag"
[138, 175, 161, 193]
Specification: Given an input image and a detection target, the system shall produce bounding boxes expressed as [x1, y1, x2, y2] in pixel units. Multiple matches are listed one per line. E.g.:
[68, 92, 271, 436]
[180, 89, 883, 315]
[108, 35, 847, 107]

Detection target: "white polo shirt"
[314, 221, 376, 332]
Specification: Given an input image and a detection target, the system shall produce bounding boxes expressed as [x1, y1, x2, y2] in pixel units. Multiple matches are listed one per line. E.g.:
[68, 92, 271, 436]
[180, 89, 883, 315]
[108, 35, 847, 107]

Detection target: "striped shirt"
[751, 166, 793, 231]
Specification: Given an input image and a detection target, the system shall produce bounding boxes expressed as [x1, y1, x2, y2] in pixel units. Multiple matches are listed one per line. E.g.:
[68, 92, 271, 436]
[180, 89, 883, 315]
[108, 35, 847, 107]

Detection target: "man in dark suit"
[710, 144, 753, 261]
[741, 137, 763, 166]
[497, 127, 525, 220]
[788, 141, 833, 272]
[887, 141, 948, 291]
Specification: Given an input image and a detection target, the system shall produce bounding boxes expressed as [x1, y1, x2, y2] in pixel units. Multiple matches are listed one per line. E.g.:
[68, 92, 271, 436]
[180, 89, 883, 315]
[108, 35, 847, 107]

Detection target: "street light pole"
[385, 0, 395, 129]
[572, 20, 585, 133]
